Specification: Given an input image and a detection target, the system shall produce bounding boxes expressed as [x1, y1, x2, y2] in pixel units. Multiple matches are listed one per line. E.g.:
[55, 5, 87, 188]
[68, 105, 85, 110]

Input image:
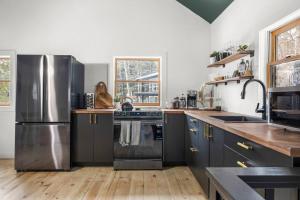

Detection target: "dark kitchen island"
[206, 167, 300, 200]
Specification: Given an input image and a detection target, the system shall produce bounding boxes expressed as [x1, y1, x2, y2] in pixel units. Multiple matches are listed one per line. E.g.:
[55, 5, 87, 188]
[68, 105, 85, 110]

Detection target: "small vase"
[114, 102, 121, 110]
[210, 57, 216, 64]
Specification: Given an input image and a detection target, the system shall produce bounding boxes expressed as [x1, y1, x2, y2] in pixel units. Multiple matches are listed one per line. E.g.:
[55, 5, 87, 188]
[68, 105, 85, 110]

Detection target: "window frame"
[0, 50, 16, 110]
[267, 18, 300, 88]
[114, 57, 161, 107]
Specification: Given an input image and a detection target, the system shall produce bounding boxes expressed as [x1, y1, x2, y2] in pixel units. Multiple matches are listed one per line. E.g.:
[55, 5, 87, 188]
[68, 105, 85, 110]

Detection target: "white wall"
[84, 63, 109, 93]
[210, 0, 300, 116]
[0, 0, 210, 158]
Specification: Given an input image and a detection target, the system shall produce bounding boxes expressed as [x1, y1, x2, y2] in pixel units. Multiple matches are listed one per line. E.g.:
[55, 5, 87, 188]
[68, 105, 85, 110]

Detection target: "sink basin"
[209, 115, 266, 123]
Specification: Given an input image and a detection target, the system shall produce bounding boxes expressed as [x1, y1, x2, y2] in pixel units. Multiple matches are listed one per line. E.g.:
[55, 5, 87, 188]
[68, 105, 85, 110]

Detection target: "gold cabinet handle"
[237, 161, 248, 168]
[237, 142, 252, 150]
[203, 124, 212, 140]
[203, 124, 207, 139]
[190, 147, 198, 152]
[94, 114, 97, 124]
[190, 118, 197, 123]
[89, 114, 92, 124]
[189, 128, 197, 133]
[207, 125, 213, 139]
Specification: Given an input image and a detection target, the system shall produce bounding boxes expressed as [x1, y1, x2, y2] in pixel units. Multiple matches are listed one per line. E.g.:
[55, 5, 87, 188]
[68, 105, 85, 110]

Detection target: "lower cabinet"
[72, 113, 113, 165]
[209, 126, 224, 167]
[223, 131, 297, 167]
[164, 113, 185, 164]
[185, 116, 210, 196]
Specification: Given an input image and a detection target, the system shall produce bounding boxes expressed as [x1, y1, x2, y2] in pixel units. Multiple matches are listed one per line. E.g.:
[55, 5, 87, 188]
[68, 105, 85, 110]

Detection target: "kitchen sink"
[209, 115, 266, 123]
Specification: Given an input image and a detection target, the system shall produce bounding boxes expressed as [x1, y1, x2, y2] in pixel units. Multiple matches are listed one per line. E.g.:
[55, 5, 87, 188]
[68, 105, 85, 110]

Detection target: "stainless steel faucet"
[241, 79, 267, 120]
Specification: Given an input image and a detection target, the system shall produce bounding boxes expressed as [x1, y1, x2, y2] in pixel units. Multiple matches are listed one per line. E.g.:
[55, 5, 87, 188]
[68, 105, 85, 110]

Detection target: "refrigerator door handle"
[40, 56, 44, 121]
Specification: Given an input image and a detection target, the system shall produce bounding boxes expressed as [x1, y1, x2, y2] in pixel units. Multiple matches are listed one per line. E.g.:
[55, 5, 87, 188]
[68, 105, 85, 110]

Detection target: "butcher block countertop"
[184, 110, 300, 157]
[72, 108, 300, 157]
[72, 109, 115, 114]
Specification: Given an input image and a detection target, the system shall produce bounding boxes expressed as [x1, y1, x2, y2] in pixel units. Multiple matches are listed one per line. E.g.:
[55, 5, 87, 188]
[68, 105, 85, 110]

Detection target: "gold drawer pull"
[94, 114, 97, 124]
[190, 147, 198, 152]
[89, 114, 92, 124]
[190, 119, 197, 123]
[237, 142, 252, 150]
[189, 128, 197, 133]
[237, 161, 248, 168]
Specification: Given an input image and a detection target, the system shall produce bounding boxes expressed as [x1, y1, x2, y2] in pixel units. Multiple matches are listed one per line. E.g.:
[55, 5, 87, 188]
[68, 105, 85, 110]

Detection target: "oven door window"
[114, 121, 163, 159]
[270, 91, 300, 128]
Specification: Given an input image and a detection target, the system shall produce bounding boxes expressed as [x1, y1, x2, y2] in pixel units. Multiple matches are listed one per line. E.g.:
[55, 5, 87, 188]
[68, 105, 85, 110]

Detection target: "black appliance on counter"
[187, 90, 197, 109]
[113, 110, 163, 170]
[269, 86, 300, 129]
[15, 55, 84, 171]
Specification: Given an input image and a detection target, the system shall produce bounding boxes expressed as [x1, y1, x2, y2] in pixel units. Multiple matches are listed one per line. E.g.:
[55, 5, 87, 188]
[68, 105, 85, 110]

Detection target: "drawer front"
[187, 116, 199, 130]
[224, 146, 255, 168]
[224, 132, 292, 167]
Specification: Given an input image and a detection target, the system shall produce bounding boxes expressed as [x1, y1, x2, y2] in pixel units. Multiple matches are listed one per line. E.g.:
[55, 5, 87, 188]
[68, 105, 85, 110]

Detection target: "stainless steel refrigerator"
[15, 55, 84, 171]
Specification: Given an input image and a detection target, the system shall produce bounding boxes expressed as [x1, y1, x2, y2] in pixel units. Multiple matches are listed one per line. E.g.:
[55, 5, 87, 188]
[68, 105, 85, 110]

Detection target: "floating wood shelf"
[207, 50, 254, 68]
[206, 76, 254, 86]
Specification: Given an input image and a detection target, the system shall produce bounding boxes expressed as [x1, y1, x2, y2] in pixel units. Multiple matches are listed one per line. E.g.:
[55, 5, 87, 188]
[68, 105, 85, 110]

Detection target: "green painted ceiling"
[177, 0, 233, 23]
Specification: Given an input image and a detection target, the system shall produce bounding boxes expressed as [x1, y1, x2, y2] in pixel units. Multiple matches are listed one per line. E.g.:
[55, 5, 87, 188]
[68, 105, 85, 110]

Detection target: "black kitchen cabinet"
[164, 113, 185, 165]
[72, 113, 113, 165]
[185, 116, 200, 178]
[93, 114, 113, 163]
[209, 126, 224, 167]
[196, 121, 210, 196]
[72, 114, 94, 162]
[185, 116, 210, 196]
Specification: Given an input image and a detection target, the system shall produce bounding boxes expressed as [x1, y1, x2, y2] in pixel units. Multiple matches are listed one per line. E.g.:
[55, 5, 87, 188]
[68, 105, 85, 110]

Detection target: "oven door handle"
[114, 120, 163, 125]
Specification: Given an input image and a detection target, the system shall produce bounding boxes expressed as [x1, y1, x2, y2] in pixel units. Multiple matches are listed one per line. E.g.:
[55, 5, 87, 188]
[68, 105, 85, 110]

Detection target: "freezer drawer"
[15, 123, 70, 171]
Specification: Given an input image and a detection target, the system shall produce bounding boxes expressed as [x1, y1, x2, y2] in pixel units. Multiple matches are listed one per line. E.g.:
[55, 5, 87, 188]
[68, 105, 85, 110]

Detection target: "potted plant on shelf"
[210, 51, 218, 64]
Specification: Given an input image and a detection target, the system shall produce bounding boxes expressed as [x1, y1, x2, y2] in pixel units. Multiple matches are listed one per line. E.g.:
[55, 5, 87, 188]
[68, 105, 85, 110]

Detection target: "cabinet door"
[164, 113, 185, 164]
[72, 114, 94, 163]
[93, 114, 113, 163]
[209, 126, 224, 167]
[196, 121, 210, 196]
[185, 117, 192, 166]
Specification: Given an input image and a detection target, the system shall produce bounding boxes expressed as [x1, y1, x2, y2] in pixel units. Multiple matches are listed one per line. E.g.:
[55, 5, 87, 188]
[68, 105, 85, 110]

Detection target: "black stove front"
[113, 110, 164, 170]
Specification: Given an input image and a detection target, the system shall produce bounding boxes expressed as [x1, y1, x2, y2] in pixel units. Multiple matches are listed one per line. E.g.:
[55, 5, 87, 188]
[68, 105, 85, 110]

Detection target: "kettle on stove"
[120, 96, 134, 111]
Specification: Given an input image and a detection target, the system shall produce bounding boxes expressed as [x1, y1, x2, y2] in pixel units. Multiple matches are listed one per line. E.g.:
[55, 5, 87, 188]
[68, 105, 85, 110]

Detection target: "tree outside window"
[0, 55, 11, 106]
[114, 57, 161, 106]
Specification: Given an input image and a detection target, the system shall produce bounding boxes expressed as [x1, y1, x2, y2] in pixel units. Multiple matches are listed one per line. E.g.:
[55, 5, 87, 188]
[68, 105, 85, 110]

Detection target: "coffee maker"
[187, 90, 197, 109]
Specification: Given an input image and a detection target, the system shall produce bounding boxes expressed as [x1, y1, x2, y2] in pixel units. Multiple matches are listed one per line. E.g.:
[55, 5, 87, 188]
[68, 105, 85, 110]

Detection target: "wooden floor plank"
[0, 160, 207, 200]
[128, 171, 144, 200]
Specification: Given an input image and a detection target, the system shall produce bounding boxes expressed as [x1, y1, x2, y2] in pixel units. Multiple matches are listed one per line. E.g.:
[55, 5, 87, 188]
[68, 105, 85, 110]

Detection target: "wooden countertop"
[72, 109, 115, 114]
[72, 108, 300, 156]
[161, 109, 186, 113]
[184, 110, 300, 157]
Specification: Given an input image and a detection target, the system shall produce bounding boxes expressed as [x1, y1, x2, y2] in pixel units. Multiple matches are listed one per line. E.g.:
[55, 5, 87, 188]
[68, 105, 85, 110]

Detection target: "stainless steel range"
[113, 110, 163, 170]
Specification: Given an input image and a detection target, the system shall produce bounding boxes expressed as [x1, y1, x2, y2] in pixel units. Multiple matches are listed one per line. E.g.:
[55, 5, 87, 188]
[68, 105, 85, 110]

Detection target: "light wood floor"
[0, 160, 207, 200]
